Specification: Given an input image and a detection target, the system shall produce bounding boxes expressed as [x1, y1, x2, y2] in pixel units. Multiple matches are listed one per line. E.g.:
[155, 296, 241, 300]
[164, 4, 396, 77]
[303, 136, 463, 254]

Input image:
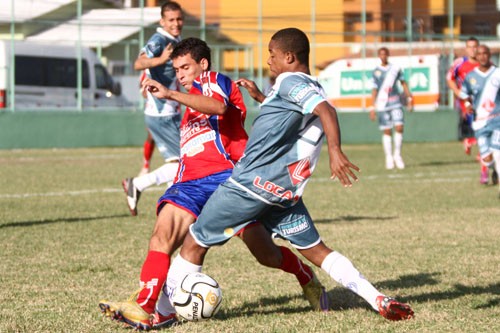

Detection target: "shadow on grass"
[0, 214, 129, 229]
[219, 276, 500, 320]
[314, 215, 398, 224]
[415, 159, 476, 168]
[407, 282, 500, 310]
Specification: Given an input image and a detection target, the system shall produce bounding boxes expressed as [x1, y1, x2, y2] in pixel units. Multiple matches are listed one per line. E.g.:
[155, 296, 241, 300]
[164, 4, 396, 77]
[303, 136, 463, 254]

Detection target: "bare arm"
[446, 78, 462, 99]
[401, 81, 413, 111]
[235, 78, 266, 103]
[369, 88, 377, 121]
[313, 101, 360, 187]
[134, 43, 174, 71]
[144, 78, 227, 115]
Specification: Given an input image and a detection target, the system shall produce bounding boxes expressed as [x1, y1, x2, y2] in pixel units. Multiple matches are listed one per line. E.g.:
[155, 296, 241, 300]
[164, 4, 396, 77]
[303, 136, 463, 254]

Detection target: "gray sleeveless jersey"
[229, 72, 327, 208]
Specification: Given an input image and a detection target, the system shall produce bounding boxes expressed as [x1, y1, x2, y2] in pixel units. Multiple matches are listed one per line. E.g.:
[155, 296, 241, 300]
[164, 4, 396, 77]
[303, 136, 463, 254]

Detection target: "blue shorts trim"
[156, 169, 233, 217]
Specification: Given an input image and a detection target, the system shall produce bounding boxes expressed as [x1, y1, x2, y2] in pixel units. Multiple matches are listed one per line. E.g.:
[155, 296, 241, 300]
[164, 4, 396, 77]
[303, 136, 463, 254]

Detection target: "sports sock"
[157, 255, 202, 315]
[133, 161, 179, 192]
[278, 246, 314, 286]
[137, 251, 170, 314]
[393, 132, 403, 158]
[143, 140, 155, 169]
[321, 251, 382, 311]
[382, 134, 392, 159]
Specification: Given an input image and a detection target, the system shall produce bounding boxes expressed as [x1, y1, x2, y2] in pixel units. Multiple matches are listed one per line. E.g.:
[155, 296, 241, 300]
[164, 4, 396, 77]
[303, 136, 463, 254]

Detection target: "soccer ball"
[172, 272, 223, 321]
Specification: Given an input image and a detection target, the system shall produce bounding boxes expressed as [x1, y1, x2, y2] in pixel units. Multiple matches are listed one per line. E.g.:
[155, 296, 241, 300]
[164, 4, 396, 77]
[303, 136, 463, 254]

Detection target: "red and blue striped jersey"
[175, 71, 248, 183]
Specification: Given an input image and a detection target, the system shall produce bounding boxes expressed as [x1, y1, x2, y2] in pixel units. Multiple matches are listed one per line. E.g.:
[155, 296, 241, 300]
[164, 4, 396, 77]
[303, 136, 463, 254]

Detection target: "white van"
[0, 40, 131, 109]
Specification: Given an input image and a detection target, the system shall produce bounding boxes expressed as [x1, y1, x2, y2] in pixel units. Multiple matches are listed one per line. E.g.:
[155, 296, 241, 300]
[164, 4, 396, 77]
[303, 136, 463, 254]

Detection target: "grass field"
[1, 142, 499, 333]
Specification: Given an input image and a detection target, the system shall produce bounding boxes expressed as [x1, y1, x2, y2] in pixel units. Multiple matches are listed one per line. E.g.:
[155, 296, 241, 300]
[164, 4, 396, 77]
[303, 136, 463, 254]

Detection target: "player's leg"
[392, 108, 405, 169]
[139, 130, 155, 177]
[379, 111, 394, 169]
[99, 201, 195, 330]
[123, 114, 180, 216]
[269, 200, 413, 320]
[238, 222, 330, 311]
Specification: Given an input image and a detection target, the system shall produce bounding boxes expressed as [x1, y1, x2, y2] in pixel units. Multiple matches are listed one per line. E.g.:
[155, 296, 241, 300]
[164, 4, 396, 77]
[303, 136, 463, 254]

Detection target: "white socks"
[382, 134, 392, 159]
[393, 132, 403, 158]
[321, 251, 383, 311]
[156, 255, 202, 315]
[133, 161, 179, 192]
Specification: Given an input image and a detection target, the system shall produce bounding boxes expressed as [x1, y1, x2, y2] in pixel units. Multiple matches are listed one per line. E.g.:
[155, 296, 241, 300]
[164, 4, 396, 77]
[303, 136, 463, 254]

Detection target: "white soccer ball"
[172, 272, 223, 321]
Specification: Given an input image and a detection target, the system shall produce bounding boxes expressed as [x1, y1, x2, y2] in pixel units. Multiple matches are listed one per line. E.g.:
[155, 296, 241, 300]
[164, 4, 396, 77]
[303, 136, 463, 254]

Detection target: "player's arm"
[235, 78, 266, 103]
[458, 82, 474, 114]
[446, 78, 462, 98]
[313, 101, 359, 187]
[134, 43, 174, 71]
[400, 81, 413, 111]
[369, 87, 378, 120]
[144, 78, 227, 115]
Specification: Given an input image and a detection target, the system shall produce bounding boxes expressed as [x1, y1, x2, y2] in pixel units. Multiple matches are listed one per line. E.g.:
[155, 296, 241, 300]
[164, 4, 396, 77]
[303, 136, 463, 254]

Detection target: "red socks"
[143, 140, 155, 169]
[278, 246, 314, 286]
[136, 251, 170, 314]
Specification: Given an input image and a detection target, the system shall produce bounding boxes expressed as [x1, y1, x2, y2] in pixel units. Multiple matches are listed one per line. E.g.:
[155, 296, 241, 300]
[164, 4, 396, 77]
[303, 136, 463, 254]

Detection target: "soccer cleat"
[376, 296, 414, 321]
[393, 155, 405, 170]
[99, 292, 152, 330]
[99, 300, 152, 330]
[385, 156, 395, 170]
[301, 272, 330, 312]
[122, 178, 141, 216]
[152, 311, 180, 329]
[480, 169, 489, 185]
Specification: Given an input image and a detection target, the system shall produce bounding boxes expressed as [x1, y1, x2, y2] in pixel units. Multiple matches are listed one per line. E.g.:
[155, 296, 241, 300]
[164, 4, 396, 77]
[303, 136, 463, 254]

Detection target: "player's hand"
[368, 106, 376, 121]
[329, 148, 360, 187]
[406, 96, 414, 112]
[143, 78, 171, 99]
[235, 78, 265, 103]
[161, 43, 174, 63]
[464, 100, 474, 114]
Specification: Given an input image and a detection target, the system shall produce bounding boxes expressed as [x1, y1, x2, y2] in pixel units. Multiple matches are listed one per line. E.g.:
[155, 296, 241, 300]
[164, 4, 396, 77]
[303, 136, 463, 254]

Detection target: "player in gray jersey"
[164, 28, 414, 321]
[369, 47, 413, 170]
[459, 44, 500, 197]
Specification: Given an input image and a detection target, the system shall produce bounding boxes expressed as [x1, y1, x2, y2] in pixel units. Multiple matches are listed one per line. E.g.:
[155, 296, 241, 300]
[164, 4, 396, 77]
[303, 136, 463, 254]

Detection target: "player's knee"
[482, 154, 494, 166]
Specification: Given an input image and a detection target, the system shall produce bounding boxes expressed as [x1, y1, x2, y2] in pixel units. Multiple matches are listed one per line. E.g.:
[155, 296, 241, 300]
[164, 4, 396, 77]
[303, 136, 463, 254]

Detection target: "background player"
[123, 1, 183, 216]
[369, 47, 413, 170]
[459, 44, 500, 198]
[99, 37, 329, 331]
[163, 28, 414, 322]
[446, 37, 497, 185]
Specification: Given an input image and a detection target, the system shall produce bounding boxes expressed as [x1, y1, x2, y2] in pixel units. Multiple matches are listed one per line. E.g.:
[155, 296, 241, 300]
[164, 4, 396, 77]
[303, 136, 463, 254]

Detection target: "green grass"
[0, 142, 499, 332]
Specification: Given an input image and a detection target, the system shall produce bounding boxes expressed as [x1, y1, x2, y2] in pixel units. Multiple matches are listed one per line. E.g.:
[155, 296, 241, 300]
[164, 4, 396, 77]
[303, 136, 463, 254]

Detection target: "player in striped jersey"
[459, 44, 500, 197]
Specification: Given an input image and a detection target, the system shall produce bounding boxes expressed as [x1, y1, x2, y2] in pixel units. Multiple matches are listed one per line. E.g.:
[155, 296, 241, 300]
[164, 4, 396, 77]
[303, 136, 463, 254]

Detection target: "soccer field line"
[0, 169, 478, 199]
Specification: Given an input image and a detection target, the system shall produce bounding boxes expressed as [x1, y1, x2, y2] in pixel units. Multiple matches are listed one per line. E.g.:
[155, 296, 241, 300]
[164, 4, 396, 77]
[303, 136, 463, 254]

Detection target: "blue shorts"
[475, 118, 500, 158]
[189, 180, 321, 250]
[145, 113, 181, 162]
[378, 108, 404, 130]
[156, 169, 233, 217]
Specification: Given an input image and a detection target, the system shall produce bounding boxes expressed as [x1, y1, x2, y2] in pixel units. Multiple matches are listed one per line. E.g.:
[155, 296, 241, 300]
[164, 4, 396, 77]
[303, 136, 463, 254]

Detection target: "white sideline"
[0, 170, 478, 200]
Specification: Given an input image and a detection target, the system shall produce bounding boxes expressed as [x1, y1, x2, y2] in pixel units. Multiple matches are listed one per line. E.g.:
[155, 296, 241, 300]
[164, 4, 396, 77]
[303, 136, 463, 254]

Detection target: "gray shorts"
[377, 108, 404, 130]
[190, 180, 321, 250]
[145, 113, 181, 162]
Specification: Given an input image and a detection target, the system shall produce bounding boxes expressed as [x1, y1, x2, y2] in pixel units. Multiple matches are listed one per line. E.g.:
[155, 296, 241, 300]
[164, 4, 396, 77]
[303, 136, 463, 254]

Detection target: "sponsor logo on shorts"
[253, 176, 299, 201]
[279, 217, 310, 236]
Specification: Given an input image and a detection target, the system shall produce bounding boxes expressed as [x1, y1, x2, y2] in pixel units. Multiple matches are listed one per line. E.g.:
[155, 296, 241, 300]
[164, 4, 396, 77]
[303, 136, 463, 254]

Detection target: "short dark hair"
[161, 1, 182, 17]
[378, 47, 389, 55]
[171, 38, 212, 70]
[466, 36, 479, 44]
[271, 28, 310, 65]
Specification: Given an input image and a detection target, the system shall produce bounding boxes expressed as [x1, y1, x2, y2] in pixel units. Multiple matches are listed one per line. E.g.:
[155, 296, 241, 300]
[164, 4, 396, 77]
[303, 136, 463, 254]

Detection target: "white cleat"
[393, 155, 405, 169]
[385, 157, 395, 170]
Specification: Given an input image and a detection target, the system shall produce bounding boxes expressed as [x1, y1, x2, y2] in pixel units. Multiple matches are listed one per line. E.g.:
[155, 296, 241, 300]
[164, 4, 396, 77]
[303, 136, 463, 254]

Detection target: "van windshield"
[15, 56, 89, 88]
